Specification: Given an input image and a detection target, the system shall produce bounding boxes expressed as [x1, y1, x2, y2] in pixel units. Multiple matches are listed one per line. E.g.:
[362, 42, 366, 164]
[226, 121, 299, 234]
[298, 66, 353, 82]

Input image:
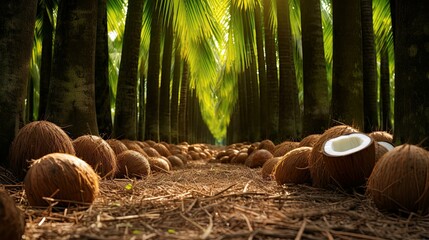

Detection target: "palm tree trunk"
[361, 0, 379, 132]
[95, 0, 112, 138]
[113, 0, 144, 140]
[263, 0, 279, 141]
[138, 58, 147, 140]
[237, 71, 248, 142]
[170, 47, 182, 144]
[38, 2, 53, 120]
[46, 0, 99, 138]
[255, 4, 267, 140]
[379, 48, 391, 131]
[332, 0, 364, 130]
[393, 0, 429, 146]
[301, 0, 330, 136]
[145, 5, 162, 141]
[159, 19, 174, 143]
[0, 0, 37, 162]
[178, 61, 189, 142]
[278, 0, 299, 140]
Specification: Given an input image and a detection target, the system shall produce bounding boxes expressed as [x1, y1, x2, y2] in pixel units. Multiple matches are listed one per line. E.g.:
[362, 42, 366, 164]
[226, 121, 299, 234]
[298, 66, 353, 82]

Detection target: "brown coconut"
[367, 144, 429, 214]
[121, 140, 148, 157]
[0, 189, 25, 240]
[73, 135, 117, 179]
[374, 141, 394, 162]
[148, 157, 171, 172]
[322, 133, 375, 188]
[231, 152, 249, 164]
[116, 150, 151, 178]
[167, 155, 184, 169]
[245, 149, 273, 168]
[8, 120, 76, 180]
[153, 143, 172, 157]
[261, 157, 282, 180]
[273, 141, 300, 157]
[106, 139, 128, 156]
[24, 153, 99, 208]
[368, 131, 393, 143]
[143, 147, 162, 158]
[273, 147, 312, 185]
[308, 125, 359, 188]
[299, 134, 322, 147]
[257, 139, 276, 153]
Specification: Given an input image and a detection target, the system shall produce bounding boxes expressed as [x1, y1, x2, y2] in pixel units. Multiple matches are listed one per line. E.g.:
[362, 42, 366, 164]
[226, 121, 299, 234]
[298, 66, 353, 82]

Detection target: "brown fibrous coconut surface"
[0, 188, 25, 240]
[8, 120, 76, 180]
[3, 158, 427, 240]
[116, 150, 151, 178]
[273, 147, 312, 185]
[24, 153, 99, 208]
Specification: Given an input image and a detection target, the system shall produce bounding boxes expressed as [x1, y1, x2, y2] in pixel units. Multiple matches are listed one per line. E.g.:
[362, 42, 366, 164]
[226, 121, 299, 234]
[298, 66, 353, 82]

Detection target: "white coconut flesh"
[378, 141, 394, 151]
[324, 133, 372, 156]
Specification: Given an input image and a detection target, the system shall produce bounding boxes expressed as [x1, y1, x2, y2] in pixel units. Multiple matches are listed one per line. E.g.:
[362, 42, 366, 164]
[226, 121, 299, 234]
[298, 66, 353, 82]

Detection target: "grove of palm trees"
[0, 0, 429, 239]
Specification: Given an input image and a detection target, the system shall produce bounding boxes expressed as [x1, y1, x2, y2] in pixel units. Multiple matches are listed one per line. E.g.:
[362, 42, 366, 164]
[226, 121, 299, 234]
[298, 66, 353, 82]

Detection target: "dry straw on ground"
[3, 160, 429, 239]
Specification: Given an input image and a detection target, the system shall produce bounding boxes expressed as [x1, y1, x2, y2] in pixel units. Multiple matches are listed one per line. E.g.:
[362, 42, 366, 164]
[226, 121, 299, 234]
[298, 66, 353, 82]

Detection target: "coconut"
[273, 147, 312, 185]
[257, 139, 276, 153]
[245, 149, 273, 168]
[8, 120, 76, 180]
[73, 135, 117, 179]
[143, 147, 162, 158]
[368, 131, 393, 143]
[308, 125, 359, 188]
[24, 153, 99, 208]
[116, 150, 151, 178]
[299, 134, 321, 147]
[148, 157, 170, 172]
[106, 139, 128, 156]
[121, 140, 147, 156]
[366, 144, 429, 214]
[0, 189, 25, 240]
[231, 152, 248, 165]
[144, 140, 157, 147]
[153, 143, 172, 157]
[167, 155, 184, 169]
[322, 133, 375, 188]
[273, 141, 300, 157]
[261, 157, 282, 180]
[374, 141, 394, 162]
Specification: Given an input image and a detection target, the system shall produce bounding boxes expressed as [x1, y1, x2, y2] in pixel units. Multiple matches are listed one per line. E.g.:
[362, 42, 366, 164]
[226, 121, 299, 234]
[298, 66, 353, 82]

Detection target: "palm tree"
[0, 0, 38, 163]
[178, 61, 189, 142]
[170, 43, 182, 143]
[95, 0, 113, 138]
[263, 0, 280, 140]
[45, 0, 99, 138]
[112, 0, 144, 140]
[393, 0, 429, 146]
[361, 0, 379, 132]
[331, 0, 364, 130]
[278, 0, 299, 140]
[300, 0, 330, 136]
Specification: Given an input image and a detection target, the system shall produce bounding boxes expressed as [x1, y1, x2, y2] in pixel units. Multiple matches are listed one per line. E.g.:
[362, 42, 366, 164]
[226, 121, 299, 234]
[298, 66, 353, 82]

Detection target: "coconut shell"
[257, 139, 276, 153]
[245, 149, 273, 168]
[322, 133, 375, 188]
[106, 139, 128, 156]
[24, 153, 99, 208]
[366, 144, 429, 214]
[261, 157, 282, 180]
[8, 120, 76, 180]
[143, 147, 162, 158]
[116, 150, 151, 178]
[374, 142, 389, 162]
[167, 155, 184, 169]
[299, 134, 322, 147]
[368, 131, 393, 143]
[308, 125, 359, 188]
[273, 147, 312, 185]
[273, 141, 300, 157]
[148, 157, 170, 172]
[0, 189, 25, 240]
[231, 152, 248, 165]
[73, 135, 117, 179]
[153, 143, 172, 157]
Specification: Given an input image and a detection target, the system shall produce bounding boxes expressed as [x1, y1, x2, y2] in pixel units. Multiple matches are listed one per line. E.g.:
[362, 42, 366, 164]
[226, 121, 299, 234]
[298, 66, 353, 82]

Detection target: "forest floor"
[6, 160, 429, 240]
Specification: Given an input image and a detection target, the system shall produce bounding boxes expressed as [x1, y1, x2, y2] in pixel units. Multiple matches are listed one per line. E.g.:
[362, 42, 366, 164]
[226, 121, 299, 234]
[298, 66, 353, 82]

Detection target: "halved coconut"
[322, 133, 375, 188]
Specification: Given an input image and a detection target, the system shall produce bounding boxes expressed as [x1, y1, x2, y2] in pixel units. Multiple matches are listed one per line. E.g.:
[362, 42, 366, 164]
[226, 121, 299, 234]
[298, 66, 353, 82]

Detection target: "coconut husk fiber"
[116, 150, 151, 178]
[8, 120, 76, 180]
[106, 139, 128, 156]
[245, 149, 273, 168]
[308, 125, 359, 189]
[273, 147, 312, 185]
[273, 141, 300, 157]
[73, 135, 117, 179]
[367, 144, 429, 215]
[261, 157, 282, 180]
[257, 139, 276, 153]
[299, 134, 322, 147]
[368, 131, 393, 143]
[0, 189, 25, 240]
[24, 153, 99, 208]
